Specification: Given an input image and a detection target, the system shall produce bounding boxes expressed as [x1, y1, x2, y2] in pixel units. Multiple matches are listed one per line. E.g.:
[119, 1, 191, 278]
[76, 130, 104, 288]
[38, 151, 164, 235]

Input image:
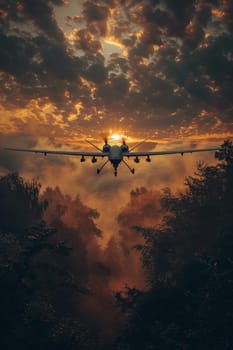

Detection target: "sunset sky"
[0, 0, 233, 248]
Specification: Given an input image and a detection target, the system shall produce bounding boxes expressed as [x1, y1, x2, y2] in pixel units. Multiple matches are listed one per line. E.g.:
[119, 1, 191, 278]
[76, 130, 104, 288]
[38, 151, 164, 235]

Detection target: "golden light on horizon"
[111, 133, 122, 141]
[108, 130, 130, 142]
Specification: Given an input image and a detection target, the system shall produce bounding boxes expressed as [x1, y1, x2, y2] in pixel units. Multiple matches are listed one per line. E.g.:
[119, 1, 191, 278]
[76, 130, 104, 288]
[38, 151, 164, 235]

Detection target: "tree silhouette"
[0, 172, 46, 234]
[0, 173, 97, 350]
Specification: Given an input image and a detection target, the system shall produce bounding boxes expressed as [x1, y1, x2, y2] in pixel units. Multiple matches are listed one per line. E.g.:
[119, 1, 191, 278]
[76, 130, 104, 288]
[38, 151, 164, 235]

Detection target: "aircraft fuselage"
[108, 145, 123, 175]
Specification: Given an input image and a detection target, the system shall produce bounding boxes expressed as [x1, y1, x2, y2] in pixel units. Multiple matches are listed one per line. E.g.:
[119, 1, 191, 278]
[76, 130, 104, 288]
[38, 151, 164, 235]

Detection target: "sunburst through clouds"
[0, 2, 233, 347]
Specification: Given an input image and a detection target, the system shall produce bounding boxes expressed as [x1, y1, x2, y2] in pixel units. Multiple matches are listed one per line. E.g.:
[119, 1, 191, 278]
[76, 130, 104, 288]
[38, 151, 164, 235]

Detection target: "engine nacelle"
[134, 156, 140, 163]
[103, 144, 111, 152]
[121, 144, 129, 152]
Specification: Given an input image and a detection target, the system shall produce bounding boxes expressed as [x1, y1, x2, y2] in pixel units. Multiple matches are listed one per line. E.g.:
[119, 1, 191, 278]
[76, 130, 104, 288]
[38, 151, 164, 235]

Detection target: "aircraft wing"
[4, 147, 108, 157]
[124, 147, 220, 157]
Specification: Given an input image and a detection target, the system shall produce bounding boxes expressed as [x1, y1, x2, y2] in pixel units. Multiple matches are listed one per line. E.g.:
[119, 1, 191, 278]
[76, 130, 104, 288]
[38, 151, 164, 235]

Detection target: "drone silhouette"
[5, 137, 220, 176]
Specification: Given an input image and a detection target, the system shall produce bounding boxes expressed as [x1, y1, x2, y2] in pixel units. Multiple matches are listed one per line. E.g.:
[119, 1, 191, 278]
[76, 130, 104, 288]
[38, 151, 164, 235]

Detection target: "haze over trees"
[0, 141, 233, 350]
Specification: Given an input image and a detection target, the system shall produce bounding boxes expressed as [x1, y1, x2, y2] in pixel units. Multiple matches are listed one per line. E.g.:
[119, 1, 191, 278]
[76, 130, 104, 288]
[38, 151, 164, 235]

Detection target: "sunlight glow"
[111, 133, 122, 141]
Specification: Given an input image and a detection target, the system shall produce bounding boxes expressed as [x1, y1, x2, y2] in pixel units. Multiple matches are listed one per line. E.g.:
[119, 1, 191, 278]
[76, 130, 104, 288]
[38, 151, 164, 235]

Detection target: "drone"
[5, 137, 220, 176]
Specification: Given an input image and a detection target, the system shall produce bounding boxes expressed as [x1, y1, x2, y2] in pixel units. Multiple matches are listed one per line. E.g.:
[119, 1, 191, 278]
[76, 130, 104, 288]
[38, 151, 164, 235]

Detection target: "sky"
[0, 0, 233, 255]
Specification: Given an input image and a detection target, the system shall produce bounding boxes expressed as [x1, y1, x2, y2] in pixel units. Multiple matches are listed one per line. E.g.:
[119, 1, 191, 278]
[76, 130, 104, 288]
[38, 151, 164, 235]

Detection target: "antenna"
[86, 140, 102, 152]
[129, 138, 148, 152]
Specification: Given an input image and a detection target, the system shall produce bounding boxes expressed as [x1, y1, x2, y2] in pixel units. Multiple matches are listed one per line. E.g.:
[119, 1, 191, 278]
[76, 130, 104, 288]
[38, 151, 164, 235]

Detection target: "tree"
[0, 172, 46, 234]
[0, 173, 96, 350]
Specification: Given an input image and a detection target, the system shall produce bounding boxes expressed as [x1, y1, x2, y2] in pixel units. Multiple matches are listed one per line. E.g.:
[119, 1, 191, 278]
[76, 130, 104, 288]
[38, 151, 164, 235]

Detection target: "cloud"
[115, 187, 164, 288]
[39, 181, 152, 337]
[222, 0, 233, 31]
[0, 0, 232, 138]
[82, 1, 110, 36]
[118, 187, 163, 252]
[0, 132, 38, 172]
[71, 28, 102, 53]
[22, 0, 66, 40]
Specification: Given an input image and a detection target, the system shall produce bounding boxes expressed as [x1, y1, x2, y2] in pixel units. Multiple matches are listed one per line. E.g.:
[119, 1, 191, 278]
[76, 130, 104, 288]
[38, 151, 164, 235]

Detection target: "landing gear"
[97, 160, 109, 174]
[122, 160, 135, 174]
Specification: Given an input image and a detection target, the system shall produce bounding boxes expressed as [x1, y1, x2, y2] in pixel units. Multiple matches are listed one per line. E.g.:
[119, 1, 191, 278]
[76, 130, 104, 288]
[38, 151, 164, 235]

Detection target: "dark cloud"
[83, 1, 110, 36]
[0, 0, 233, 141]
[72, 28, 102, 53]
[223, 0, 233, 31]
[0, 29, 82, 108]
[22, 0, 65, 41]
[97, 74, 129, 103]
[182, 6, 210, 50]
[81, 53, 107, 84]
[157, 0, 196, 38]
[0, 133, 37, 172]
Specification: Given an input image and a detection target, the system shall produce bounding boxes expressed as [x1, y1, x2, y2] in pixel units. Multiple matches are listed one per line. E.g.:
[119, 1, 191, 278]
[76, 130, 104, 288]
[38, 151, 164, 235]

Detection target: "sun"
[111, 133, 121, 141]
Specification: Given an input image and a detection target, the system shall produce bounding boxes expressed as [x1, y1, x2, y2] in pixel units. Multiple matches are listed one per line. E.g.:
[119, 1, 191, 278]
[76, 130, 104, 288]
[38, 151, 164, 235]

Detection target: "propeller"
[100, 132, 109, 145]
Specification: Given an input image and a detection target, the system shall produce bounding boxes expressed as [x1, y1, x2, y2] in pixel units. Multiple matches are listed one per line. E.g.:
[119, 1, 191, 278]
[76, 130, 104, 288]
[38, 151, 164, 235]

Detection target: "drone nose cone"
[109, 145, 123, 160]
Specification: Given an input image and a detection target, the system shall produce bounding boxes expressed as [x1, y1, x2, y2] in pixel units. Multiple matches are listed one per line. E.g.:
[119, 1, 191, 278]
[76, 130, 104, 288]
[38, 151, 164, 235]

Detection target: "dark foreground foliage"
[0, 173, 97, 350]
[115, 140, 233, 350]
